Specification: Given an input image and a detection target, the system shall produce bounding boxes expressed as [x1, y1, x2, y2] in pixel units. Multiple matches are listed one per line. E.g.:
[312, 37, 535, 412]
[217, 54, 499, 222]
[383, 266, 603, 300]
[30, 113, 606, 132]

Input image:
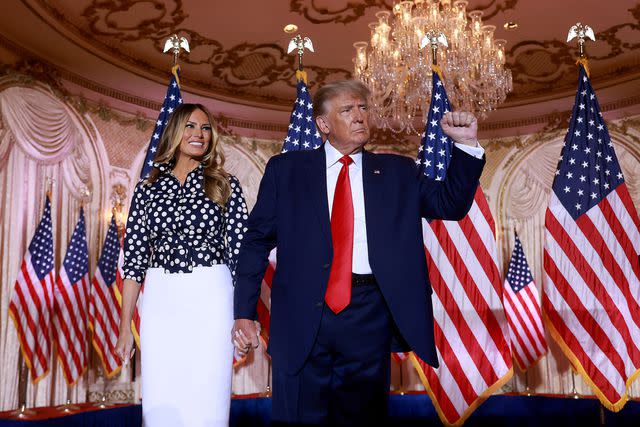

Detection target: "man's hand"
[441, 111, 478, 146]
[232, 319, 260, 357]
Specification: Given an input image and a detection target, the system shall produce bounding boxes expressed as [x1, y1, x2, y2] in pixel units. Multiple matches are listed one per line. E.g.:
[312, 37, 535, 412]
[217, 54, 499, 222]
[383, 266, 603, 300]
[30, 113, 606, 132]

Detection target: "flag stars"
[564, 186, 571, 193]
[579, 175, 586, 182]
[569, 158, 576, 165]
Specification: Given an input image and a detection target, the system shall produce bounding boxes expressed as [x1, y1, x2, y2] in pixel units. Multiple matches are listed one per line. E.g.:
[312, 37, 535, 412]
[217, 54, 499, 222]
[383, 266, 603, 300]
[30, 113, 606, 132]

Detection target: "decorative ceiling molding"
[13, 0, 640, 109]
[22, 0, 350, 107]
[506, 3, 640, 99]
[289, 0, 518, 24]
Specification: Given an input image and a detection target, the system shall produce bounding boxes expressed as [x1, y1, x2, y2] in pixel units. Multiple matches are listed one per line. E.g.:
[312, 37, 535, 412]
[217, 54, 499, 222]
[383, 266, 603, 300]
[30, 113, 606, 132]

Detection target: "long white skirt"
[141, 266, 234, 427]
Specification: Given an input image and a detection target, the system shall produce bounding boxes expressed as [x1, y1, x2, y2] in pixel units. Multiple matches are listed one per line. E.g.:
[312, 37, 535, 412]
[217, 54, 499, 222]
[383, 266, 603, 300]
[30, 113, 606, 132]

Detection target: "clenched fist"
[441, 111, 478, 147]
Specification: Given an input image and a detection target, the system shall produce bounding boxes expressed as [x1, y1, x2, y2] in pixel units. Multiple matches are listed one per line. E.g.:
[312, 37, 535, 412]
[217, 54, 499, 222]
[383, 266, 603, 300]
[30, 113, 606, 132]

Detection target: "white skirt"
[140, 266, 234, 427]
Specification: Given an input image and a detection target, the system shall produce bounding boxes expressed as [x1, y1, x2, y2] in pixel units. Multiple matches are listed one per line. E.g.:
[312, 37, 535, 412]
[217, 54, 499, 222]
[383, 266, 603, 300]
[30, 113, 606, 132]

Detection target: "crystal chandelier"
[353, 0, 513, 134]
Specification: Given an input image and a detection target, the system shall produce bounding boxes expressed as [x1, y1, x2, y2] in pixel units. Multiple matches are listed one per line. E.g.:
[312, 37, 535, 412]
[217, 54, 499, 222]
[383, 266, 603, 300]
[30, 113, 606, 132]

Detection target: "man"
[233, 80, 484, 426]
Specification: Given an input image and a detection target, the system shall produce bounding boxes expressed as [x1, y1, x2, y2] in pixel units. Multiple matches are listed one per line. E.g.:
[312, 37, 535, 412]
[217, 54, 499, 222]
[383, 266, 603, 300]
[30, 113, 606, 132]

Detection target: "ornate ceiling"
[1, 0, 639, 135]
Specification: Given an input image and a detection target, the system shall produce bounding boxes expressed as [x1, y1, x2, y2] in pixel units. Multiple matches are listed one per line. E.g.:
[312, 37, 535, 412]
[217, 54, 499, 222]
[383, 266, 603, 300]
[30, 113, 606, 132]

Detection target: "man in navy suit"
[233, 80, 485, 426]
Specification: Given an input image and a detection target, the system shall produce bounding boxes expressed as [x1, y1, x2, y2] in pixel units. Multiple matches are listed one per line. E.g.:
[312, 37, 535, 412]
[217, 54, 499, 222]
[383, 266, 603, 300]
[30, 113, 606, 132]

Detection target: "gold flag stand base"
[56, 399, 80, 414]
[93, 395, 116, 409]
[9, 404, 36, 419]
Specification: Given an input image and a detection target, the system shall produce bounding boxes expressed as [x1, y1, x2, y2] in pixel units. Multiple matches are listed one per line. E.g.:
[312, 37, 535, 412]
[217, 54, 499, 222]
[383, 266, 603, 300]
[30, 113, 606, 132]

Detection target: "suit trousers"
[271, 280, 393, 426]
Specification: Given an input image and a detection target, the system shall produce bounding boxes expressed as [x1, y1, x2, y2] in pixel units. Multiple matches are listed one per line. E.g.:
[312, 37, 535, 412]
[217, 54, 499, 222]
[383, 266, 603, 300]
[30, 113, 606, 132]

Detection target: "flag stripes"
[502, 234, 547, 370]
[9, 197, 55, 382]
[53, 209, 90, 385]
[89, 216, 124, 377]
[9, 257, 55, 381]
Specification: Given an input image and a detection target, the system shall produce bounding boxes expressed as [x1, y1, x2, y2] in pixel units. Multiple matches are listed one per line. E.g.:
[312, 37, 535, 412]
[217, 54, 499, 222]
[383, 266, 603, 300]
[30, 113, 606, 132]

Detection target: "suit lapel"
[362, 149, 384, 245]
[306, 147, 331, 246]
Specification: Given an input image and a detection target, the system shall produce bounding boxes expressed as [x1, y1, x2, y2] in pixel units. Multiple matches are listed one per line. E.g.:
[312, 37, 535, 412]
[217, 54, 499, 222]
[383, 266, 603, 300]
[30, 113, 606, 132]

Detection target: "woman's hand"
[115, 328, 136, 365]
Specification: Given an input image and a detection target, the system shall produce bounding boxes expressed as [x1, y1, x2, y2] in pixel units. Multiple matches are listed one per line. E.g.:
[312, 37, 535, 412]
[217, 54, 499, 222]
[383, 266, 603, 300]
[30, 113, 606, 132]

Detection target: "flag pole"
[8, 354, 35, 419]
[567, 22, 595, 76]
[420, 31, 447, 79]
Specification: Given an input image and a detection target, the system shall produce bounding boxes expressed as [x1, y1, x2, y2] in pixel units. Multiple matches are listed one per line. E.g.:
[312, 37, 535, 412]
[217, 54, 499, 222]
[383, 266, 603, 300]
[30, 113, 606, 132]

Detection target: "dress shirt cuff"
[454, 142, 484, 159]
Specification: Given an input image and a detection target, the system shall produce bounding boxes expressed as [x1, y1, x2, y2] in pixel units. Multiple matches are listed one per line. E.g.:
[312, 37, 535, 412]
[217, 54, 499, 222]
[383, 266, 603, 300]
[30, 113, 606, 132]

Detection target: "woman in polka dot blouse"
[115, 103, 249, 427]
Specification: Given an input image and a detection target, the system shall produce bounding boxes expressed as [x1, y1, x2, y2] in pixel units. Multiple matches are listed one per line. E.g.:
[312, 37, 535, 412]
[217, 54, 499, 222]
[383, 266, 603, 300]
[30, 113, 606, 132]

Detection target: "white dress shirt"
[324, 141, 484, 275]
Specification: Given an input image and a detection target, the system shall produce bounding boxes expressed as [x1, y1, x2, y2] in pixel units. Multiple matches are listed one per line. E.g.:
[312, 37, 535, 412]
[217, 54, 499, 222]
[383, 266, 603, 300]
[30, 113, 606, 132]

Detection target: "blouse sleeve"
[122, 181, 152, 284]
[223, 175, 249, 283]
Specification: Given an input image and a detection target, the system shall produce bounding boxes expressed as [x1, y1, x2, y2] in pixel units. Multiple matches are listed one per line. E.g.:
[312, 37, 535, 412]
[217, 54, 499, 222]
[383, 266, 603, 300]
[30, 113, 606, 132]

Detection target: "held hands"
[115, 329, 136, 365]
[441, 111, 478, 147]
[232, 319, 261, 357]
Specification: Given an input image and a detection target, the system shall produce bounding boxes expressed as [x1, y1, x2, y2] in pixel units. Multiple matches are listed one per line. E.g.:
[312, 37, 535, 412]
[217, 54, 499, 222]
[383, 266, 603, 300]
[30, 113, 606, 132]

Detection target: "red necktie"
[325, 155, 354, 314]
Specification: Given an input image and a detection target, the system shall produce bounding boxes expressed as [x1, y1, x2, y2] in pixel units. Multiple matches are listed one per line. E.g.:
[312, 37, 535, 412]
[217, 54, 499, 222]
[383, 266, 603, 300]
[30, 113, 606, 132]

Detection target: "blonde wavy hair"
[146, 103, 231, 206]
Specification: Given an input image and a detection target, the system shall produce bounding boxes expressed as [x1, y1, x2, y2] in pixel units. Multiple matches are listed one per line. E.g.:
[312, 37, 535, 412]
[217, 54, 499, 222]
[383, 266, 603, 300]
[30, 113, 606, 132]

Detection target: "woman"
[115, 103, 250, 427]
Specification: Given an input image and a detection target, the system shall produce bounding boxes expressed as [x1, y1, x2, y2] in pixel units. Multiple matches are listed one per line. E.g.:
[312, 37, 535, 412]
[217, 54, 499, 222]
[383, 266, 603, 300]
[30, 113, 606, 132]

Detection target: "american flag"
[88, 215, 123, 377]
[139, 66, 183, 179]
[542, 63, 640, 411]
[503, 234, 548, 371]
[8, 196, 55, 382]
[53, 208, 90, 385]
[412, 70, 513, 426]
[281, 74, 322, 152]
[254, 73, 321, 354]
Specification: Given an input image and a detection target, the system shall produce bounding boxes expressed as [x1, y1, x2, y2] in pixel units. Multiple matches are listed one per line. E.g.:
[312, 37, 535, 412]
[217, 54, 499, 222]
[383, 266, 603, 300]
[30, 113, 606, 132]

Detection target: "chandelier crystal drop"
[353, 0, 513, 134]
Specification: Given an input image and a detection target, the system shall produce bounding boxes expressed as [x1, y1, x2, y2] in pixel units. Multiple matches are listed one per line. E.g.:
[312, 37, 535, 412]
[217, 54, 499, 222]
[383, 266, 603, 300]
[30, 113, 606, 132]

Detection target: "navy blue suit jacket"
[234, 145, 485, 374]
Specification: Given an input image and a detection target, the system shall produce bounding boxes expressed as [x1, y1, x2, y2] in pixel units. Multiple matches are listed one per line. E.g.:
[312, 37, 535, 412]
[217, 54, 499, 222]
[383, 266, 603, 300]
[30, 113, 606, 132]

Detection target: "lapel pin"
[373, 169, 381, 174]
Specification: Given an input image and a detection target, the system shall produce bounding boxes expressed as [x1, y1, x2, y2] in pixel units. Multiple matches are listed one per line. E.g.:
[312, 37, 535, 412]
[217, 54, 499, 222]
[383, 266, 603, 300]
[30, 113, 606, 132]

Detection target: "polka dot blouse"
[122, 162, 249, 284]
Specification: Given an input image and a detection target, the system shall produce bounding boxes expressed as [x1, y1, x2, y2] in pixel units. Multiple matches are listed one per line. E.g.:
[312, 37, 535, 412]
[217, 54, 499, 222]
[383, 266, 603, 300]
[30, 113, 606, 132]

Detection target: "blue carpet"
[1, 394, 639, 426]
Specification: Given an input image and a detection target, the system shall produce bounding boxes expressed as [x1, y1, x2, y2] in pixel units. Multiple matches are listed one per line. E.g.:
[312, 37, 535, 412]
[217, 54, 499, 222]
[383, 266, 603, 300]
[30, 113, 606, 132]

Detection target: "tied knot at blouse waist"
[153, 232, 226, 274]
